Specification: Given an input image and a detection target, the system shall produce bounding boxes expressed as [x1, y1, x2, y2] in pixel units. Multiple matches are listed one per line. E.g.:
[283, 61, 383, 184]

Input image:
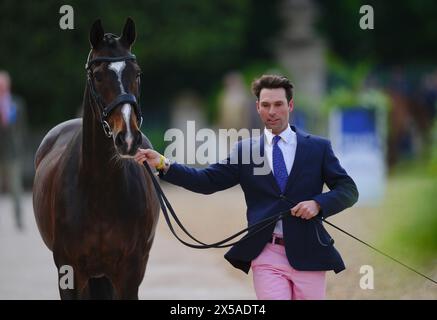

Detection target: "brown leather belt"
[270, 236, 285, 246]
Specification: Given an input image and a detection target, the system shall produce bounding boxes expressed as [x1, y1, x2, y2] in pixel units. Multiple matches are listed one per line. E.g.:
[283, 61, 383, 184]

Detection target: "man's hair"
[251, 75, 293, 102]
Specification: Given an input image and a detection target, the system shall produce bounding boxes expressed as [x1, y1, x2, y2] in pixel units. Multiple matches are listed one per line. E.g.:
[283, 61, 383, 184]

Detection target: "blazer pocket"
[313, 220, 334, 247]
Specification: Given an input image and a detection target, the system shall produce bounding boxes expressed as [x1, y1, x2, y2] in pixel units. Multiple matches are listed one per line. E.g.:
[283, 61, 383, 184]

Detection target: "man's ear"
[256, 100, 261, 114]
[289, 99, 294, 112]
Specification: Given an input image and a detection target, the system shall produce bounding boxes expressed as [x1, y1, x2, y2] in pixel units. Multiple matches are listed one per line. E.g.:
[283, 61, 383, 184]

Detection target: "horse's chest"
[63, 216, 147, 271]
[56, 173, 153, 270]
[83, 210, 146, 244]
[60, 202, 148, 256]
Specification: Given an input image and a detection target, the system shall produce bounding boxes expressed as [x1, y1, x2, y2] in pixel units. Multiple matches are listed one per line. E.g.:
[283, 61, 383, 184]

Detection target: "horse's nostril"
[115, 132, 125, 147]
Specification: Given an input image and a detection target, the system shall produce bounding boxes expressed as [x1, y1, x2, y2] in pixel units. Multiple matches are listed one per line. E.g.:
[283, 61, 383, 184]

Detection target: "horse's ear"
[90, 19, 104, 48]
[120, 17, 136, 49]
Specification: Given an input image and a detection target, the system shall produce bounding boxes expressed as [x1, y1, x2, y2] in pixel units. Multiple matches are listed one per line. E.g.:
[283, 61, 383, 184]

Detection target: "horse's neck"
[81, 88, 118, 176]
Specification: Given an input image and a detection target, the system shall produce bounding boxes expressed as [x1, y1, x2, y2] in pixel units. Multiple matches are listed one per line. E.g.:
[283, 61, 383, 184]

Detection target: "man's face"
[256, 88, 293, 135]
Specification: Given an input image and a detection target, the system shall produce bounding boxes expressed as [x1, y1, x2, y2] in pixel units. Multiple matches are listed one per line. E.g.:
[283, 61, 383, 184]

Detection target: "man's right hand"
[134, 148, 162, 169]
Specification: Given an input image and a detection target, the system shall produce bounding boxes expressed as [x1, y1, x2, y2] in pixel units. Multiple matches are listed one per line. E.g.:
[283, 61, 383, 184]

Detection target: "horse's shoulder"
[35, 118, 82, 168]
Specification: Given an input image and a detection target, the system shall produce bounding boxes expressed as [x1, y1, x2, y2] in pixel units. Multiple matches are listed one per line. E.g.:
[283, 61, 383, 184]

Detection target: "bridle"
[85, 49, 143, 138]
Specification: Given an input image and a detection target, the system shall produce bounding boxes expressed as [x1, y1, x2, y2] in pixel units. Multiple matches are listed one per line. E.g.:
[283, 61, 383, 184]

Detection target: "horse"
[32, 18, 160, 299]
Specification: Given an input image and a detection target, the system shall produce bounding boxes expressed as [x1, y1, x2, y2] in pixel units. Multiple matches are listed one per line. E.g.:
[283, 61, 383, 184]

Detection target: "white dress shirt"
[263, 125, 297, 236]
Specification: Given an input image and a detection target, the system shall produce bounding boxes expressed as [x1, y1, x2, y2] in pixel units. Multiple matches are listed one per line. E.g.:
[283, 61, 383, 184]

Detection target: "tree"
[0, 0, 282, 129]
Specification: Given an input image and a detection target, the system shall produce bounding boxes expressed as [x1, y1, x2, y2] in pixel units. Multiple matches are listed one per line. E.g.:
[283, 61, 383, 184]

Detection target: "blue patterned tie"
[272, 135, 288, 192]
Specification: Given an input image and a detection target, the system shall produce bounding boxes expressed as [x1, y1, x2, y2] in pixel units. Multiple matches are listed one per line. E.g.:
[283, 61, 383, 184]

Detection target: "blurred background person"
[218, 71, 251, 130]
[0, 71, 26, 231]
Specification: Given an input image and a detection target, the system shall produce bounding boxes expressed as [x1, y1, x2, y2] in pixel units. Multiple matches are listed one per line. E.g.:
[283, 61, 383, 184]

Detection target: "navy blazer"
[160, 126, 358, 274]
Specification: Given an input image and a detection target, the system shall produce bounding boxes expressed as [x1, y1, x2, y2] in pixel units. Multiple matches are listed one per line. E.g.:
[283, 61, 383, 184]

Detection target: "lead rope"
[143, 161, 288, 248]
[143, 161, 436, 284]
[278, 197, 437, 285]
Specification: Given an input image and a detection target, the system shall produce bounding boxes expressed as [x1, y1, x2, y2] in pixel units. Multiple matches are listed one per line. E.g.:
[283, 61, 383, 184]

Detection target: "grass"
[378, 161, 437, 265]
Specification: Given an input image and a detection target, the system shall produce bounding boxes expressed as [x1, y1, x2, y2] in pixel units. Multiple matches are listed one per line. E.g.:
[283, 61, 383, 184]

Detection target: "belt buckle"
[272, 234, 277, 244]
[272, 234, 282, 245]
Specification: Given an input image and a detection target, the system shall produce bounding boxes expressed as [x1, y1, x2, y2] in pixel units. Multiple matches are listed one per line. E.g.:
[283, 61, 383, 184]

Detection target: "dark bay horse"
[33, 18, 159, 299]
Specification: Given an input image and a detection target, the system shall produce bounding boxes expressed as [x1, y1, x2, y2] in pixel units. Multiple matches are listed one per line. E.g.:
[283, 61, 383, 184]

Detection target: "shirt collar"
[264, 125, 295, 145]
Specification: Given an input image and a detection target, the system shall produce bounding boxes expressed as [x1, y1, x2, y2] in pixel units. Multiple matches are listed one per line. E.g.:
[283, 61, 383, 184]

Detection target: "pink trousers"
[251, 239, 326, 300]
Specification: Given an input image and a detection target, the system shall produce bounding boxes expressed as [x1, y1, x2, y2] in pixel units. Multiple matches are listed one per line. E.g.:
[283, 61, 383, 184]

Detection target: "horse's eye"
[93, 71, 103, 82]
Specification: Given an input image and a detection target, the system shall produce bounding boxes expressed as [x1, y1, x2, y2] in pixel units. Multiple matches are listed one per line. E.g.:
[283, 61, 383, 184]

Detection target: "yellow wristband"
[156, 155, 166, 171]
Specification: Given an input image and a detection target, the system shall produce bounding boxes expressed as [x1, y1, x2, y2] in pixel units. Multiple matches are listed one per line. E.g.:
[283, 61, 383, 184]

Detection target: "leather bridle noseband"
[85, 49, 143, 138]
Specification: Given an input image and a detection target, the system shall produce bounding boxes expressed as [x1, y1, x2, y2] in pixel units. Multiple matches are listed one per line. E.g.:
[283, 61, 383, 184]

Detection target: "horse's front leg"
[111, 257, 148, 300]
[54, 252, 88, 300]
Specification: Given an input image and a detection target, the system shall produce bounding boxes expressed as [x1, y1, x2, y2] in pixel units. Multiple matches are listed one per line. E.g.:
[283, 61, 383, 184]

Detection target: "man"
[0, 71, 26, 231]
[135, 75, 358, 299]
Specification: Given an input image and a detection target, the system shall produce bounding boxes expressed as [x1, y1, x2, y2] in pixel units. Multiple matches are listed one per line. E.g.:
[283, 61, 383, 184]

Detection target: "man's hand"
[134, 148, 162, 169]
[291, 200, 321, 220]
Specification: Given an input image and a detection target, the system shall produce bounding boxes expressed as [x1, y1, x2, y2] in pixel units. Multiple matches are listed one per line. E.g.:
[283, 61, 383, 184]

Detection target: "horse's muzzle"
[115, 130, 142, 156]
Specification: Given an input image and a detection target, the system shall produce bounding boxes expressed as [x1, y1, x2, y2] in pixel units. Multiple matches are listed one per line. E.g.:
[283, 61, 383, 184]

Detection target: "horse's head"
[86, 18, 143, 157]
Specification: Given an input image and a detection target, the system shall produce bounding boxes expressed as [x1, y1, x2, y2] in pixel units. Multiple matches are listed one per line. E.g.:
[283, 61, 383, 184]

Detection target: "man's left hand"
[291, 200, 321, 220]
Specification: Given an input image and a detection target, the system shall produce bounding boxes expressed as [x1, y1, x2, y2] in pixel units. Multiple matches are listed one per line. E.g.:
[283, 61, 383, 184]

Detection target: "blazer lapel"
[253, 134, 281, 194]
[284, 126, 312, 192]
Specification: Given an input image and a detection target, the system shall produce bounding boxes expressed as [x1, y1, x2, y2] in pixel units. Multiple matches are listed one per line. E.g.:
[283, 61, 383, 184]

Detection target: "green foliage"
[327, 54, 372, 91]
[317, 0, 437, 65]
[0, 0, 282, 130]
[323, 55, 390, 114]
[429, 120, 437, 176]
[323, 87, 390, 114]
[144, 126, 167, 155]
[379, 165, 437, 264]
